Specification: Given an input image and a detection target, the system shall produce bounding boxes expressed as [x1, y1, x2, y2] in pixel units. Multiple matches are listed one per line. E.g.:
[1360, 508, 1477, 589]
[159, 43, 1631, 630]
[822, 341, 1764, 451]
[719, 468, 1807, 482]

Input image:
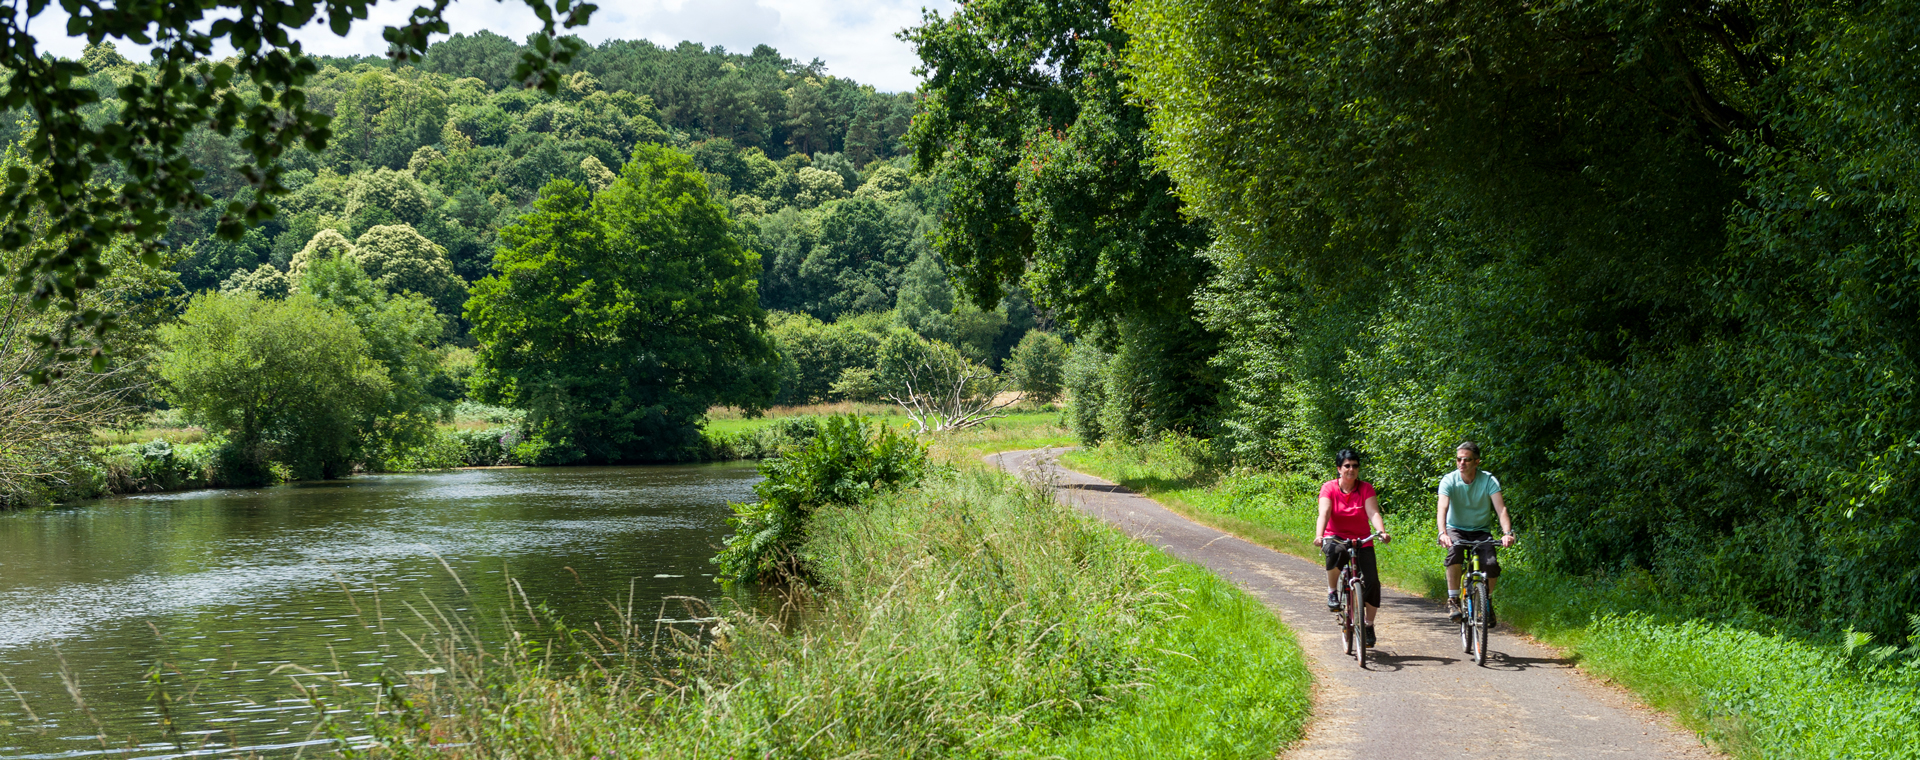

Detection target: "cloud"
[30, 0, 955, 92]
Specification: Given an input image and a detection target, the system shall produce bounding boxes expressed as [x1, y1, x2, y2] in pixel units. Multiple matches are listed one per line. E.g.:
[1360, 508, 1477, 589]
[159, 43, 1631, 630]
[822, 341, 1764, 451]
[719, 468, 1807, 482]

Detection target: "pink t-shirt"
[1320, 479, 1377, 546]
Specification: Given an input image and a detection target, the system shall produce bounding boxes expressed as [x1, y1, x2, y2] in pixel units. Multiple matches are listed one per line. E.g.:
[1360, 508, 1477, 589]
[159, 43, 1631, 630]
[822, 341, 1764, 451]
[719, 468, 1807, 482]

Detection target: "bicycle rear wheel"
[1349, 577, 1367, 666]
[1471, 581, 1490, 666]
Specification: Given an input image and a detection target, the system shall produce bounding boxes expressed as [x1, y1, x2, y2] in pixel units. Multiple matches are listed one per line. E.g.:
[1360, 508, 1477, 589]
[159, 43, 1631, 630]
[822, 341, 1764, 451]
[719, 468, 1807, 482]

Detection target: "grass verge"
[1062, 439, 1920, 760]
[352, 456, 1307, 758]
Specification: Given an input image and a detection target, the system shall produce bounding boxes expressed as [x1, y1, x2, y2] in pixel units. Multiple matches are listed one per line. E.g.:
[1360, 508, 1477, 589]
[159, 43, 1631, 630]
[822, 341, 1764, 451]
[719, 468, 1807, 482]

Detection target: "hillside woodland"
[0, 32, 1051, 500]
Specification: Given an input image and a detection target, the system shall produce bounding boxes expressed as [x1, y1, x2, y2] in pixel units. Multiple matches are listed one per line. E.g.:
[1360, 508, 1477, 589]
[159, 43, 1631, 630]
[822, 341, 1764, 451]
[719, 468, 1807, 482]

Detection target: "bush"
[714, 415, 929, 582]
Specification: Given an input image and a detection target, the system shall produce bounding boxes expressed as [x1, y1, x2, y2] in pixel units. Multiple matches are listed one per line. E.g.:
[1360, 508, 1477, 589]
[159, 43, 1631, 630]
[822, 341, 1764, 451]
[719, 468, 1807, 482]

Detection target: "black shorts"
[1444, 528, 1501, 578]
[1323, 541, 1381, 608]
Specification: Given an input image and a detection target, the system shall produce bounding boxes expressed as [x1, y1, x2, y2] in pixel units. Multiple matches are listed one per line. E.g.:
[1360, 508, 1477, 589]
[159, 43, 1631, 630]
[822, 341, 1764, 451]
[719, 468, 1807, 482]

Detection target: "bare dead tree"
[883, 352, 1019, 434]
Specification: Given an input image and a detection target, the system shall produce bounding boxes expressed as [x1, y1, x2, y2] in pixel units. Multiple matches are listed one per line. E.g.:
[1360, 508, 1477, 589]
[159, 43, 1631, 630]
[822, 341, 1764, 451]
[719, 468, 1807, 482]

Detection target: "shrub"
[714, 415, 928, 582]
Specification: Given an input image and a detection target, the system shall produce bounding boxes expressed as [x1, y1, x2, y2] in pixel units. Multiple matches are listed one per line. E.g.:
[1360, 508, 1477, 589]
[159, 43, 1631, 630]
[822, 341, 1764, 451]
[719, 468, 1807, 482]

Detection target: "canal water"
[0, 463, 760, 758]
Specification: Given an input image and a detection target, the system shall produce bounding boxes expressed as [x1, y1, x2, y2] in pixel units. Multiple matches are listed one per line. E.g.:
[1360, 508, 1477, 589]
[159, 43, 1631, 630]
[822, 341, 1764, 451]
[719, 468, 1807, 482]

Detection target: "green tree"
[792, 167, 848, 209]
[289, 229, 357, 281]
[1008, 330, 1066, 404]
[352, 224, 468, 318]
[767, 313, 884, 405]
[299, 257, 453, 461]
[220, 264, 292, 299]
[345, 167, 432, 231]
[2, 0, 595, 369]
[795, 197, 916, 319]
[158, 292, 389, 483]
[905, 0, 1219, 439]
[467, 145, 777, 462]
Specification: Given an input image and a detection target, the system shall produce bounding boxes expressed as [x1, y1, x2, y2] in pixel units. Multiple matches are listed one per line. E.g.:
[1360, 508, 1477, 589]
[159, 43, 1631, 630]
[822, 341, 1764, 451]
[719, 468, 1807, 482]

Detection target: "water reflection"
[0, 463, 758, 758]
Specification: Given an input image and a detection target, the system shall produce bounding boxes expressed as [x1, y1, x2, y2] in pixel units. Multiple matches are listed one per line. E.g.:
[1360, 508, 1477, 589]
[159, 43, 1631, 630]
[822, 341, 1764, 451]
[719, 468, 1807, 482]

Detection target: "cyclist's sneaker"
[1446, 597, 1464, 622]
[1363, 625, 1376, 648]
[1326, 591, 1342, 611]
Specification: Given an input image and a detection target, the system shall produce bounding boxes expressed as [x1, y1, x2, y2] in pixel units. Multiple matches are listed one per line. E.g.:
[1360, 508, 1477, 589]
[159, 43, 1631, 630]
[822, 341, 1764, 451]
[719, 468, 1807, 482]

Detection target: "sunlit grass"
[92, 426, 205, 446]
[1062, 439, 1920, 760]
[352, 466, 1309, 759]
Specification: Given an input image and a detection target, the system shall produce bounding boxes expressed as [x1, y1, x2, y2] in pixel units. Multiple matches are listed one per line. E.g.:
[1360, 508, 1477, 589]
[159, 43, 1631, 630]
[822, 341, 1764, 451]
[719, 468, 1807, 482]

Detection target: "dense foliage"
[905, 0, 1219, 440]
[0, 0, 591, 371]
[714, 415, 928, 583]
[467, 147, 776, 463]
[158, 291, 391, 483]
[2, 30, 1054, 490]
[1116, 0, 1920, 639]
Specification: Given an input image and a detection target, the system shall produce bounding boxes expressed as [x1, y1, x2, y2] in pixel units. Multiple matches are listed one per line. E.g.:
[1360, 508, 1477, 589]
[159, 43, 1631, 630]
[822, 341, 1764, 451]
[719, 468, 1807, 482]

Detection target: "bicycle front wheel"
[1349, 577, 1367, 667]
[1460, 589, 1473, 654]
[1339, 572, 1356, 655]
[1472, 581, 1490, 666]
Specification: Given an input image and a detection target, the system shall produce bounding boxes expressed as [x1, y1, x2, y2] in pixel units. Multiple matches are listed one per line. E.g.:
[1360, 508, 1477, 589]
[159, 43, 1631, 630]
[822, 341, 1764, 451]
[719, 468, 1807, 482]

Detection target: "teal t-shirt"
[1439, 469, 1502, 532]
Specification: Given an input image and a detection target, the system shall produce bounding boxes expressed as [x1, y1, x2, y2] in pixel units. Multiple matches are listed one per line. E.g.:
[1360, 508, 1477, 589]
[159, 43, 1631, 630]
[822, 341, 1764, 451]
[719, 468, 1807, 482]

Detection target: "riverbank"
[348, 424, 1312, 758]
[1062, 439, 1920, 760]
[21, 406, 1064, 509]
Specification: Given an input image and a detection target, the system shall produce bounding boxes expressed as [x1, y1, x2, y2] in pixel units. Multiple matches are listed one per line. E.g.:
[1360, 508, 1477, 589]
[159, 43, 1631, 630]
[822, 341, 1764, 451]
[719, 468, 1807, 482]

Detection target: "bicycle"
[1325, 533, 1385, 668]
[1450, 537, 1501, 666]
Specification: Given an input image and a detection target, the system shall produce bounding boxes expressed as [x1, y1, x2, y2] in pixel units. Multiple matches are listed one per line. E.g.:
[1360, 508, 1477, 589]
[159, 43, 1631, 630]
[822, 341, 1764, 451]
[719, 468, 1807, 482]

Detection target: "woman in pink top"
[1314, 448, 1391, 646]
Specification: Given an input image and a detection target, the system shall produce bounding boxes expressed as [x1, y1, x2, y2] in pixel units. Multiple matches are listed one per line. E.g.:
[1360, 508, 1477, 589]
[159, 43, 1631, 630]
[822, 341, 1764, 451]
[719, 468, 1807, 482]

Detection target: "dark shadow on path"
[1357, 651, 1459, 672]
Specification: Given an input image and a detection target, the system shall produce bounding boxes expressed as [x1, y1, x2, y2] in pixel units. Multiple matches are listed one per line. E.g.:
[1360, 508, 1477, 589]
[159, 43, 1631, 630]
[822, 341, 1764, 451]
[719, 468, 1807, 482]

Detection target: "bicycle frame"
[1326, 533, 1383, 667]
[1452, 537, 1500, 665]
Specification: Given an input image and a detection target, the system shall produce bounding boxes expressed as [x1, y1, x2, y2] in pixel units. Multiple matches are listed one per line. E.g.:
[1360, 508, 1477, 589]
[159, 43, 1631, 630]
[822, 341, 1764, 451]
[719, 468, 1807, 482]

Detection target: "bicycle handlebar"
[1323, 533, 1387, 548]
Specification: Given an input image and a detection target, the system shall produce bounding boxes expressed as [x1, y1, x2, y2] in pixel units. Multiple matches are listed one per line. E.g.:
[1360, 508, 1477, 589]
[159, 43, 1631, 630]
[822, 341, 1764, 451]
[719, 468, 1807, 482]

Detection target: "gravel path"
[988, 447, 1719, 760]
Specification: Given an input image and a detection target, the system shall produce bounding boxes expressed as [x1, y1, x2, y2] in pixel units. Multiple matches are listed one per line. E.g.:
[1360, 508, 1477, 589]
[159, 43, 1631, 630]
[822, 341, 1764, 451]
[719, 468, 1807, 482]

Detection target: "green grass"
[1063, 439, 1920, 760]
[352, 463, 1308, 759]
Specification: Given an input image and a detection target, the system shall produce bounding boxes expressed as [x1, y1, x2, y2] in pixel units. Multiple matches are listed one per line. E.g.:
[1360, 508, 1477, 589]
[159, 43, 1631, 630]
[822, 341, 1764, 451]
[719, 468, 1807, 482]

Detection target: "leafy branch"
[0, 0, 596, 379]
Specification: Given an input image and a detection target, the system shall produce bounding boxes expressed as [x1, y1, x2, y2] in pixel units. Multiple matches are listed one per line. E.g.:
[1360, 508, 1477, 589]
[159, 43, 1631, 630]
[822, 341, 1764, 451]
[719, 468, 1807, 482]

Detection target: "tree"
[289, 229, 357, 281]
[904, 0, 1220, 439]
[1, 227, 175, 505]
[220, 264, 292, 299]
[352, 224, 467, 317]
[874, 330, 1012, 434]
[0, 0, 596, 372]
[299, 257, 453, 460]
[795, 197, 916, 319]
[792, 167, 848, 209]
[766, 313, 884, 405]
[344, 167, 432, 230]
[1008, 330, 1066, 404]
[467, 145, 777, 462]
[158, 292, 389, 483]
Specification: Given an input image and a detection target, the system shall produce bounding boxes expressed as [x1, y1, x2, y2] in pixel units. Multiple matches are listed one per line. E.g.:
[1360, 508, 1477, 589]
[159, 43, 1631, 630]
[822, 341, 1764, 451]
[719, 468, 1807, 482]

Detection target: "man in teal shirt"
[1437, 440, 1514, 623]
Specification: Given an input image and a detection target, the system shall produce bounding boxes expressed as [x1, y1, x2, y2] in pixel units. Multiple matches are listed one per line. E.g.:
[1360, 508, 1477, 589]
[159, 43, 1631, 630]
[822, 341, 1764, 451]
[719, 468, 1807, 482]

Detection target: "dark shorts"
[1323, 541, 1382, 608]
[1444, 528, 1501, 578]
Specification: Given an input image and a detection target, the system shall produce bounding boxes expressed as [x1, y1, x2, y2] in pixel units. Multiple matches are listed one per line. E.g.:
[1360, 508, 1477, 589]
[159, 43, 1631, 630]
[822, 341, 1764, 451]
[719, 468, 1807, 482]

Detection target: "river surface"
[0, 463, 760, 759]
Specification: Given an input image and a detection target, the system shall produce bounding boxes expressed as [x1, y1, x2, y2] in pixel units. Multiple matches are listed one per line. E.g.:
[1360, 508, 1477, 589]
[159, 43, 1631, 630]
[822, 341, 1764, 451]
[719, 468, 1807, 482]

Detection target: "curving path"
[988, 448, 1718, 760]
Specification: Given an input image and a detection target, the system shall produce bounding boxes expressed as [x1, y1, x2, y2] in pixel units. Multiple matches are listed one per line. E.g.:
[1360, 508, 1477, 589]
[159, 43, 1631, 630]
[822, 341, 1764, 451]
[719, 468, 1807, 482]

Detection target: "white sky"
[29, 0, 957, 93]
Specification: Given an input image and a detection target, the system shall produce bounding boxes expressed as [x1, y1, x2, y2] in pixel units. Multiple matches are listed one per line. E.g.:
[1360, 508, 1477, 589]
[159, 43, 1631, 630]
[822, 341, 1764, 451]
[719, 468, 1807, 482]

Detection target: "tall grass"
[1064, 437, 1920, 760]
[348, 466, 1309, 759]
